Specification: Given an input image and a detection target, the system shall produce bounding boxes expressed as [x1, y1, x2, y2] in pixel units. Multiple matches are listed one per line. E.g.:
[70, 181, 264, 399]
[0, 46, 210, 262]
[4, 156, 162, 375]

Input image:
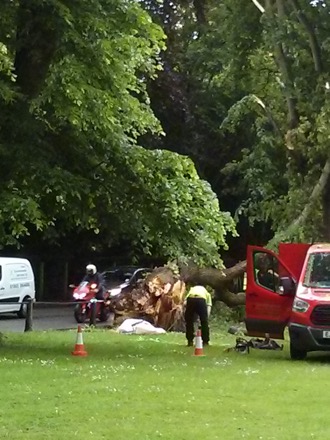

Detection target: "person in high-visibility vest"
[184, 285, 212, 346]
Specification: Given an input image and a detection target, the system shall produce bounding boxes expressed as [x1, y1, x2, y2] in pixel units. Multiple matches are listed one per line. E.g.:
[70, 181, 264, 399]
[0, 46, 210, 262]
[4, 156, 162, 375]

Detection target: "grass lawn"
[0, 324, 329, 440]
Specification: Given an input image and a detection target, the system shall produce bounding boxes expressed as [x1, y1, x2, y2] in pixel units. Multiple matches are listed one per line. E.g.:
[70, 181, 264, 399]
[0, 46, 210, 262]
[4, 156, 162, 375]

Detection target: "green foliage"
[142, 0, 271, 247]
[0, 42, 16, 102]
[218, 1, 330, 242]
[77, 146, 238, 266]
[118, 0, 330, 252]
[117, 147, 237, 266]
[33, 0, 166, 142]
[209, 301, 245, 331]
[0, 0, 237, 266]
[0, 0, 166, 248]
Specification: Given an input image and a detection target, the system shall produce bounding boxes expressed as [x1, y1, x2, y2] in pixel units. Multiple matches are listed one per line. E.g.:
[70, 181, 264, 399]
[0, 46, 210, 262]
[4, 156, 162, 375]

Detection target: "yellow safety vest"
[185, 285, 212, 307]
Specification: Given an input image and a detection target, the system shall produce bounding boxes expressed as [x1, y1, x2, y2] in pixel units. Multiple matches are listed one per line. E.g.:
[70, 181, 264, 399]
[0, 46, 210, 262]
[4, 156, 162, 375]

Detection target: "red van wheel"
[290, 342, 307, 360]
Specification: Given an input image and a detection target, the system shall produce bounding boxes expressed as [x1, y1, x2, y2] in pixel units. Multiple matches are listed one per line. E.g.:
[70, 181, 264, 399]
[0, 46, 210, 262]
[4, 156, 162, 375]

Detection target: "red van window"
[253, 251, 279, 291]
[253, 250, 293, 292]
[303, 252, 330, 288]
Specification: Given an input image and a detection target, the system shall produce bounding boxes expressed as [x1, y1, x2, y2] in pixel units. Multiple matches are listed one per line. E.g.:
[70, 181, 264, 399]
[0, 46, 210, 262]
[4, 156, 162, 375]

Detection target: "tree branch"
[251, 94, 282, 137]
[180, 262, 247, 307]
[193, 0, 207, 27]
[265, 0, 299, 129]
[251, 0, 265, 13]
[292, 157, 330, 228]
[288, 0, 323, 74]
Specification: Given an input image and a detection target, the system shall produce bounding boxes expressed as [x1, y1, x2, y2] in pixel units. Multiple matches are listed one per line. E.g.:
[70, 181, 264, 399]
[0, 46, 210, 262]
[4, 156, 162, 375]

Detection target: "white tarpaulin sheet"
[117, 319, 166, 335]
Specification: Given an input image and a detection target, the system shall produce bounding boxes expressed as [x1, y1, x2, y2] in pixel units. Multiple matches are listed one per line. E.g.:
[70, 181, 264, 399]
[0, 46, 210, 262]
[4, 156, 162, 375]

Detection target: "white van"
[0, 258, 35, 318]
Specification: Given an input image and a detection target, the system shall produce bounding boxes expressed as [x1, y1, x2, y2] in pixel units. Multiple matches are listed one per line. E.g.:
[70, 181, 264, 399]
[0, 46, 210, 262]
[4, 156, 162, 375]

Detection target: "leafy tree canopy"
[0, 0, 236, 267]
[140, 0, 330, 253]
[216, 0, 330, 246]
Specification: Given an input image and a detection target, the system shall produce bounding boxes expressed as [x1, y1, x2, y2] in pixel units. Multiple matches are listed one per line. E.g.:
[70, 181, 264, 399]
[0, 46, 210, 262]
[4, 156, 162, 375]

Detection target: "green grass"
[0, 326, 329, 440]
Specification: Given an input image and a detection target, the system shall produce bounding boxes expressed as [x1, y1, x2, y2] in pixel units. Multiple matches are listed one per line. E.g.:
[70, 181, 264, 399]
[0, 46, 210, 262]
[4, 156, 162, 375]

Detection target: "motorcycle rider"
[82, 264, 105, 301]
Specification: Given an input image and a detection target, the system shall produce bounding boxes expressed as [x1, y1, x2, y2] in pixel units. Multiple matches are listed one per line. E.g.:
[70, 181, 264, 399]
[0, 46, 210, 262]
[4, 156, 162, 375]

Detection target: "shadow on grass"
[300, 351, 330, 364]
[236, 344, 330, 365]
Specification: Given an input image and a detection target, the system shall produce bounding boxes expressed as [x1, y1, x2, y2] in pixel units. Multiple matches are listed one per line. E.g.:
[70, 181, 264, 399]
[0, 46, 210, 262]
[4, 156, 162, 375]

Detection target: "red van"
[245, 243, 330, 360]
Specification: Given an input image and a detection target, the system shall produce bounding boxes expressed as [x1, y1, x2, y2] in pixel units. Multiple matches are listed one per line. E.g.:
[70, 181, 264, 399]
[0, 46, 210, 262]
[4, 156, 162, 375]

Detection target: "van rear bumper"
[289, 323, 330, 352]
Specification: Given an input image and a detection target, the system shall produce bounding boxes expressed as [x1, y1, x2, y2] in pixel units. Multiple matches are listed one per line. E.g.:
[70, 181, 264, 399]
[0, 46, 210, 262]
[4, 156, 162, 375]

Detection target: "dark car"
[101, 266, 153, 298]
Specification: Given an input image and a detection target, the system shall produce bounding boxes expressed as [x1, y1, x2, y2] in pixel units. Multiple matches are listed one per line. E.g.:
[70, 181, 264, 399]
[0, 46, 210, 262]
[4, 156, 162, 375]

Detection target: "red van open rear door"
[278, 243, 310, 281]
[245, 245, 296, 339]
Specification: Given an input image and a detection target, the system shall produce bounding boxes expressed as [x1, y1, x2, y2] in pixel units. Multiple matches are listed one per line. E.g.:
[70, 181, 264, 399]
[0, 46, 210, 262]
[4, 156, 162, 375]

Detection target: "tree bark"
[180, 261, 246, 286]
[180, 262, 246, 306]
[193, 0, 207, 27]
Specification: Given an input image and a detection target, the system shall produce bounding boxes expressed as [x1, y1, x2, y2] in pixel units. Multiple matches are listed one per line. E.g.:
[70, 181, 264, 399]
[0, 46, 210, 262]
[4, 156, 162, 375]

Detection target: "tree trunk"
[180, 262, 246, 306]
[293, 157, 330, 232]
[110, 261, 246, 331]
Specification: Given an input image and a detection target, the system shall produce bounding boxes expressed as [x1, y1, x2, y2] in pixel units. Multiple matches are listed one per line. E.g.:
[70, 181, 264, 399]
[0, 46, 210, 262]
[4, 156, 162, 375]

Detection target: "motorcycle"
[71, 281, 114, 324]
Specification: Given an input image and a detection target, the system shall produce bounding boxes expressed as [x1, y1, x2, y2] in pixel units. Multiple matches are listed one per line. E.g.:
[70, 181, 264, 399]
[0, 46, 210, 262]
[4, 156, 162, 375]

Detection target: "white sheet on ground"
[117, 319, 166, 334]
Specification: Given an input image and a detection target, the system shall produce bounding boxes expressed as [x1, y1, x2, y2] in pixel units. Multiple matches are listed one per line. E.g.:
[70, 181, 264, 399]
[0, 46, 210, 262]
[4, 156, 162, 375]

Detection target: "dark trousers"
[185, 297, 210, 344]
[95, 288, 105, 301]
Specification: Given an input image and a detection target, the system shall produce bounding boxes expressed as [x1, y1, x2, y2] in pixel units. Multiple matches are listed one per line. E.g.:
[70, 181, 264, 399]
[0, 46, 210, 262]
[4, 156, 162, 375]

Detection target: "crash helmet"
[86, 264, 97, 275]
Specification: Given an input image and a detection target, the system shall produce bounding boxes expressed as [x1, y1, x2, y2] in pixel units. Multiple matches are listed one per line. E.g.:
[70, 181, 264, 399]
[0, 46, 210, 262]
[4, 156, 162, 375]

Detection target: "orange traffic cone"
[193, 328, 205, 357]
[72, 325, 88, 357]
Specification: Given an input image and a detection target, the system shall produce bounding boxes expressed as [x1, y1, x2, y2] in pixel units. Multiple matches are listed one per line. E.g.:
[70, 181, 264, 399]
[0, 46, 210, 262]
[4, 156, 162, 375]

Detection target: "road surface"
[0, 303, 112, 333]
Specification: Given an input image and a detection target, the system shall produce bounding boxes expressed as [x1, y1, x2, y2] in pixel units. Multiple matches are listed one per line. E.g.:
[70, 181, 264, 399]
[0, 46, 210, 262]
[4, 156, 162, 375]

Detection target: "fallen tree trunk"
[180, 261, 246, 306]
[110, 260, 246, 331]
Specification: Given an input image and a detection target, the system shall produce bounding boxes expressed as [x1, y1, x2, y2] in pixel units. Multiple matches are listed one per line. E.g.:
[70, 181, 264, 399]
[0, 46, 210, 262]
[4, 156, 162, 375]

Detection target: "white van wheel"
[17, 297, 30, 319]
